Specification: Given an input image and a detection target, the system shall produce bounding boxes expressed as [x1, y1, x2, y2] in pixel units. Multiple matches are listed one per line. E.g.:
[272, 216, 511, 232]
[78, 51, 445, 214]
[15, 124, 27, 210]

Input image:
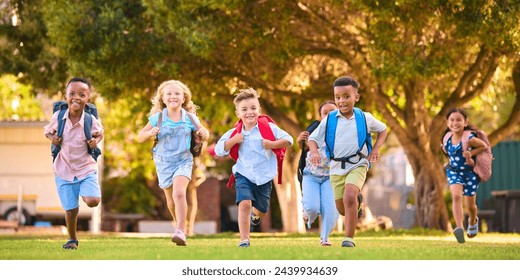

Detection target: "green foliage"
[0, 0, 67, 92]
[0, 74, 44, 121]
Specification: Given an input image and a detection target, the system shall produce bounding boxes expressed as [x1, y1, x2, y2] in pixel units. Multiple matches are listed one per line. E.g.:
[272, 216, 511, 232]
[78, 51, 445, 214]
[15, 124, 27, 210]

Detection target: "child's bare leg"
[343, 184, 359, 238]
[335, 199, 345, 216]
[65, 207, 79, 240]
[163, 186, 177, 223]
[251, 207, 265, 219]
[171, 176, 190, 231]
[238, 200, 252, 241]
[82, 196, 100, 208]
[465, 195, 478, 225]
[450, 184, 464, 228]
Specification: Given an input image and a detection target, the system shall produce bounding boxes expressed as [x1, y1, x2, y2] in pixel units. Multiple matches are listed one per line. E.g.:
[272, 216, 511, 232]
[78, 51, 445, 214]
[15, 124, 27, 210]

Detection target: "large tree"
[2, 0, 519, 231]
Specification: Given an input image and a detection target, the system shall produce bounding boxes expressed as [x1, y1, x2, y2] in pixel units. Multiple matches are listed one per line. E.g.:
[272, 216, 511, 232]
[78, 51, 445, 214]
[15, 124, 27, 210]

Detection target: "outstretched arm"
[368, 128, 388, 163]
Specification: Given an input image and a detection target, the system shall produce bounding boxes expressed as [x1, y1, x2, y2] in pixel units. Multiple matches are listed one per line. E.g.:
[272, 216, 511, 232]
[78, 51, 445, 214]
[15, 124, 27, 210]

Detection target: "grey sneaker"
[453, 227, 465, 244]
[238, 239, 250, 247]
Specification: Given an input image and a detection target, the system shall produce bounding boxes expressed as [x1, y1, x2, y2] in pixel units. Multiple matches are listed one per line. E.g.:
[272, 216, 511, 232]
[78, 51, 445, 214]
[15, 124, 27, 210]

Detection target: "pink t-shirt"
[44, 109, 104, 181]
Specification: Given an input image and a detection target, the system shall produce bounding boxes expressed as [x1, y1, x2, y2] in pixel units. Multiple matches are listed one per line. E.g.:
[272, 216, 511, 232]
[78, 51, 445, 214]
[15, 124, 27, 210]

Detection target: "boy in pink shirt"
[44, 77, 104, 249]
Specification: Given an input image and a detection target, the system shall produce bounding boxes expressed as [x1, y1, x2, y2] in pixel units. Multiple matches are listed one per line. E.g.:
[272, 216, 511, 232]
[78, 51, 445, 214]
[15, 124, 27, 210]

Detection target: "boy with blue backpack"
[308, 76, 388, 247]
[44, 77, 104, 249]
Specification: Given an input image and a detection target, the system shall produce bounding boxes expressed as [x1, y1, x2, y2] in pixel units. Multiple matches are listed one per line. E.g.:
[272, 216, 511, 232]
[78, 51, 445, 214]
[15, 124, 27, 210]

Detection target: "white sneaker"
[172, 229, 187, 246]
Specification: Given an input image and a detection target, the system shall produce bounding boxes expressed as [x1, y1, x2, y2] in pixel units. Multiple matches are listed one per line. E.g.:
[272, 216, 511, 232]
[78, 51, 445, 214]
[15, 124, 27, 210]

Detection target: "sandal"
[62, 239, 78, 250]
[341, 237, 356, 247]
[467, 217, 479, 238]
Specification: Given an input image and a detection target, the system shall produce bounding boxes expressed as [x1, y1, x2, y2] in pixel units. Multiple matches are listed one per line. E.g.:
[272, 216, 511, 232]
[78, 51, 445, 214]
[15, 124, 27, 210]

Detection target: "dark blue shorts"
[234, 172, 272, 214]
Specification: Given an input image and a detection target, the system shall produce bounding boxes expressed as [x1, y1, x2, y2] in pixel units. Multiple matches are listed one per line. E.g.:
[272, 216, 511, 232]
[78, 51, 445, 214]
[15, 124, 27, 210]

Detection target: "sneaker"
[250, 213, 261, 226]
[238, 239, 250, 247]
[357, 193, 363, 219]
[341, 237, 356, 247]
[320, 240, 332, 246]
[453, 227, 465, 243]
[172, 229, 187, 246]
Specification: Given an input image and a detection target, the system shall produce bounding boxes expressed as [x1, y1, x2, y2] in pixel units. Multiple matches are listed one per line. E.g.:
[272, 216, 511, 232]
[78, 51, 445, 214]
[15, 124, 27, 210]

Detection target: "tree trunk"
[407, 151, 451, 230]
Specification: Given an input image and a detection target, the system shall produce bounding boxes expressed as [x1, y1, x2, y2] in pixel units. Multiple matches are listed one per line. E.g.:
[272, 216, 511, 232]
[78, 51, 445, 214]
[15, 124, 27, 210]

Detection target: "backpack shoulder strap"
[83, 112, 93, 140]
[56, 109, 68, 138]
[353, 107, 369, 151]
[461, 130, 473, 152]
[186, 112, 200, 130]
[257, 115, 285, 184]
[227, 120, 243, 188]
[152, 112, 163, 152]
[325, 110, 339, 159]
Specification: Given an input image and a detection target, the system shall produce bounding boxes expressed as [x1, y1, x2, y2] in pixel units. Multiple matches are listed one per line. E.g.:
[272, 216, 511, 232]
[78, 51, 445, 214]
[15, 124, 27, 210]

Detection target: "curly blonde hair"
[149, 80, 198, 116]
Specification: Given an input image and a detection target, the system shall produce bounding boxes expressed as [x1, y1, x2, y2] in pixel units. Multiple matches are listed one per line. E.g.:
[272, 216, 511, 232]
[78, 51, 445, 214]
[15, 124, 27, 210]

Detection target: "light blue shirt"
[149, 108, 200, 156]
[215, 122, 294, 185]
[309, 111, 386, 175]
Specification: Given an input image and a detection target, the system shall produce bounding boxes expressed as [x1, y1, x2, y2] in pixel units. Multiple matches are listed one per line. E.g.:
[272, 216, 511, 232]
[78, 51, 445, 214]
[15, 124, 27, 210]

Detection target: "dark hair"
[66, 77, 91, 90]
[318, 100, 336, 114]
[333, 76, 359, 90]
[441, 108, 479, 139]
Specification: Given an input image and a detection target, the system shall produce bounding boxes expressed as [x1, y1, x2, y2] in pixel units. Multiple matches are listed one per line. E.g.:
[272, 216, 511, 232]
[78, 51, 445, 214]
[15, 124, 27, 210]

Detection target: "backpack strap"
[325, 108, 372, 169]
[83, 112, 101, 161]
[297, 120, 320, 185]
[52, 109, 68, 162]
[227, 120, 243, 188]
[226, 115, 286, 188]
[152, 112, 163, 154]
[186, 112, 200, 131]
[257, 116, 285, 185]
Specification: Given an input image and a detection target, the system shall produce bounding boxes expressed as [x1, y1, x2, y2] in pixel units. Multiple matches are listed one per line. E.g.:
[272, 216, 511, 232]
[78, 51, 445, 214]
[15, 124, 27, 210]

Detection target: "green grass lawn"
[1, 229, 520, 260]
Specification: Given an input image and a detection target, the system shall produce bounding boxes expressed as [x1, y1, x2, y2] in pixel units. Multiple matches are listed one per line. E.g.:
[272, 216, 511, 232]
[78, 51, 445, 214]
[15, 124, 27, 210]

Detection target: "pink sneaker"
[320, 240, 332, 246]
[172, 229, 187, 246]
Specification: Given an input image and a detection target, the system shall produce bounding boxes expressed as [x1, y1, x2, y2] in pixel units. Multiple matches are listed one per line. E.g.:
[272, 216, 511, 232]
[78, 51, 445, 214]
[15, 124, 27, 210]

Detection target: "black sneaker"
[250, 213, 261, 226]
[357, 193, 363, 219]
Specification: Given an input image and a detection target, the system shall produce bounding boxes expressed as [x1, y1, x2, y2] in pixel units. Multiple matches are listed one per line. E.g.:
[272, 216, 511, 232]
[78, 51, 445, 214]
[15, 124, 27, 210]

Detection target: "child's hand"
[230, 133, 244, 145]
[368, 152, 380, 163]
[87, 138, 98, 149]
[196, 127, 209, 140]
[297, 131, 309, 143]
[309, 152, 321, 166]
[463, 151, 475, 166]
[150, 127, 160, 137]
[262, 139, 274, 150]
[51, 134, 62, 146]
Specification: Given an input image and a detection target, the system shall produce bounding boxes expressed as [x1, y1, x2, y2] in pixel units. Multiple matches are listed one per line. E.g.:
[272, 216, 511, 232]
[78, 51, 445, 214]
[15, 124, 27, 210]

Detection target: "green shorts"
[330, 166, 368, 200]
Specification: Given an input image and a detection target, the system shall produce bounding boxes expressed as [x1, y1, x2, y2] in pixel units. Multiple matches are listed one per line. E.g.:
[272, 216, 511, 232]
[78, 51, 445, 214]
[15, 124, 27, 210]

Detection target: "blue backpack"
[324, 107, 372, 169]
[51, 101, 102, 162]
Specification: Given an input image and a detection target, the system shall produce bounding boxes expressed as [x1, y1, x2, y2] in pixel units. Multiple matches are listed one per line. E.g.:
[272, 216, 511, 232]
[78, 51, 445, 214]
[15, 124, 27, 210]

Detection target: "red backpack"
[227, 115, 286, 188]
[442, 130, 493, 183]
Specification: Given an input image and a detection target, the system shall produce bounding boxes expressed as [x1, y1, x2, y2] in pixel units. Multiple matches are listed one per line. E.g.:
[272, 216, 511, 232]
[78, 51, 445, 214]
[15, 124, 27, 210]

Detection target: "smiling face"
[235, 97, 261, 130]
[334, 85, 359, 117]
[161, 83, 185, 110]
[447, 111, 468, 133]
[65, 81, 90, 113]
[319, 103, 337, 120]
